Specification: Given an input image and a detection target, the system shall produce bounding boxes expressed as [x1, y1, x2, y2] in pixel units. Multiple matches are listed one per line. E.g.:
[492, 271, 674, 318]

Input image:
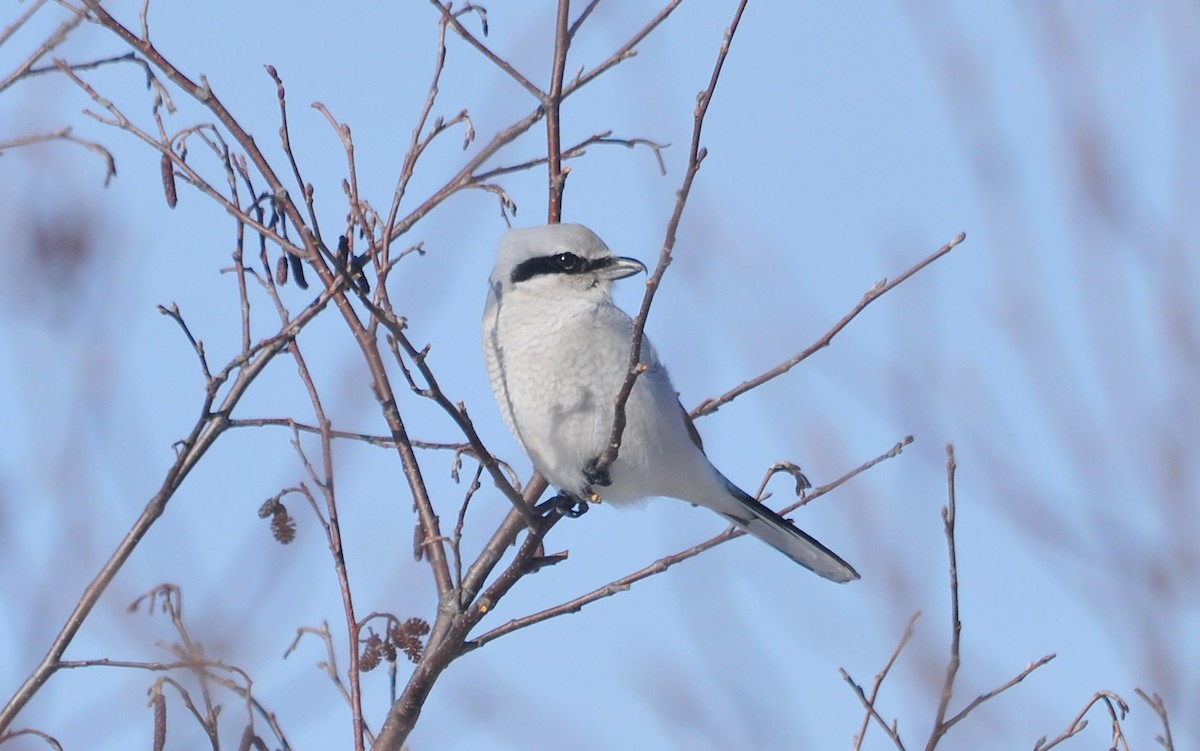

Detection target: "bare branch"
[564, 1, 685, 95]
[844, 612, 921, 751]
[0, 0, 50, 49]
[0, 278, 341, 731]
[280, 344, 367, 749]
[841, 668, 908, 751]
[567, 0, 602, 40]
[1033, 691, 1132, 750]
[472, 130, 668, 183]
[545, 0, 572, 222]
[692, 231, 968, 418]
[464, 435, 910, 650]
[384, 11, 460, 254]
[0, 0, 83, 94]
[284, 623, 354, 710]
[0, 726, 64, 750]
[0, 126, 117, 185]
[377, 320, 538, 524]
[372, 478, 551, 750]
[1133, 689, 1174, 751]
[922, 445, 1057, 749]
[156, 303, 211, 380]
[590, 0, 750, 483]
[429, 1, 543, 100]
[925, 445, 963, 750]
[264, 65, 321, 237]
[941, 654, 1056, 732]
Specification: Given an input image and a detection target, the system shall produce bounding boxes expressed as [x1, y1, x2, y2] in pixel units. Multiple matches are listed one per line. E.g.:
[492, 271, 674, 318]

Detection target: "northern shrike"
[482, 223, 858, 583]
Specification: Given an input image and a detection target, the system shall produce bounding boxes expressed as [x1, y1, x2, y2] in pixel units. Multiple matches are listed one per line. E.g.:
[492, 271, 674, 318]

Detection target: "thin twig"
[942, 654, 1056, 733]
[372, 478, 551, 750]
[0, 285, 338, 731]
[0, 0, 49, 49]
[567, 0, 602, 40]
[68, 0, 459, 604]
[845, 612, 921, 751]
[841, 667, 908, 751]
[384, 3, 686, 245]
[590, 0, 750, 481]
[545, 0, 572, 222]
[1033, 691, 1132, 750]
[563, 0, 685, 95]
[923, 445, 1057, 749]
[377, 315, 537, 524]
[429, 1, 543, 99]
[471, 131, 667, 182]
[0, 727, 64, 750]
[0, 126, 117, 185]
[282, 362, 366, 749]
[464, 435, 909, 651]
[692, 232, 967, 418]
[925, 445, 962, 750]
[283, 623, 354, 710]
[1133, 689, 1174, 751]
[0, 1, 83, 94]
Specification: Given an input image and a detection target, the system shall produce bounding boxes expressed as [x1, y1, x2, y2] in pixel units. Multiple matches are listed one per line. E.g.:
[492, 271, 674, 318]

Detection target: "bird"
[481, 223, 859, 583]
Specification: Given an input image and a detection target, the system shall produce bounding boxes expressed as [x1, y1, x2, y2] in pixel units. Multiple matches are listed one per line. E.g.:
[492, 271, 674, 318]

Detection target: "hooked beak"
[599, 256, 647, 281]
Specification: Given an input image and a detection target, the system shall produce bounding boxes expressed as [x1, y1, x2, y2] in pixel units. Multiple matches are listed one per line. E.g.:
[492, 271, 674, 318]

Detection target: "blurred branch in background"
[896, 0, 1199, 735]
[842, 447, 1172, 751]
[0, 0, 1191, 749]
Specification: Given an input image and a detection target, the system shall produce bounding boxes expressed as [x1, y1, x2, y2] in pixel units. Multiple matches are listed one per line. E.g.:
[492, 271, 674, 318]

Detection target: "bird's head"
[489, 223, 646, 303]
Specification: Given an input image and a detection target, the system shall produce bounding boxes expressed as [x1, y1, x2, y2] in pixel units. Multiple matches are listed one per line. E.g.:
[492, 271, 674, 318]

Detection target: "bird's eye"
[554, 252, 581, 271]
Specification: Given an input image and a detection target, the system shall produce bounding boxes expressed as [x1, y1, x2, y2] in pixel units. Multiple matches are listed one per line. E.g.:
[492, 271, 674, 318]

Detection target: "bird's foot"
[536, 493, 590, 519]
[583, 457, 612, 488]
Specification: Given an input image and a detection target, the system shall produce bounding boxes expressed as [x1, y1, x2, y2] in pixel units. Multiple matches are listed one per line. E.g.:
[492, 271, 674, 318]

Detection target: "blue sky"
[1, 1, 1195, 749]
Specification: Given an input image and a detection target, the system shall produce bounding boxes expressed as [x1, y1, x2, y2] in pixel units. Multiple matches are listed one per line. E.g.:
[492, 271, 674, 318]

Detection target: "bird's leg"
[534, 493, 590, 519]
[583, 457, 612, 488]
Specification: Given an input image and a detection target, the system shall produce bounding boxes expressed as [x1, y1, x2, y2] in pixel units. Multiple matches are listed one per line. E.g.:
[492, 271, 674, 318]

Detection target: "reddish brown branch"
[372, 479, 551, 750]
[545, 0, 572, 222]
[430, 1, 542, 99]
[72, 2, 458, 607]
[464, 435, 910, 651]
[590, 0, 750, 481]
[563, 1, 684, 95]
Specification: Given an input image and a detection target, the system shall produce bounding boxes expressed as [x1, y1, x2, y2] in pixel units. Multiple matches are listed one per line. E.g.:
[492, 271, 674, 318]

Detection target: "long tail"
[715, 482, 859, 583]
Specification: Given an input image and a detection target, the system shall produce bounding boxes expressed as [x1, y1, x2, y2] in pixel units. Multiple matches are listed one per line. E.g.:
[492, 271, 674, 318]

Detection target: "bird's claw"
[583, 457, 612, 488]
[537, 493, 590, 519]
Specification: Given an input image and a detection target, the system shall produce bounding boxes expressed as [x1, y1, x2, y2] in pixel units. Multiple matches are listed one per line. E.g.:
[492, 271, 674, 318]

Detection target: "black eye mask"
[509, 252, 614, 284]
